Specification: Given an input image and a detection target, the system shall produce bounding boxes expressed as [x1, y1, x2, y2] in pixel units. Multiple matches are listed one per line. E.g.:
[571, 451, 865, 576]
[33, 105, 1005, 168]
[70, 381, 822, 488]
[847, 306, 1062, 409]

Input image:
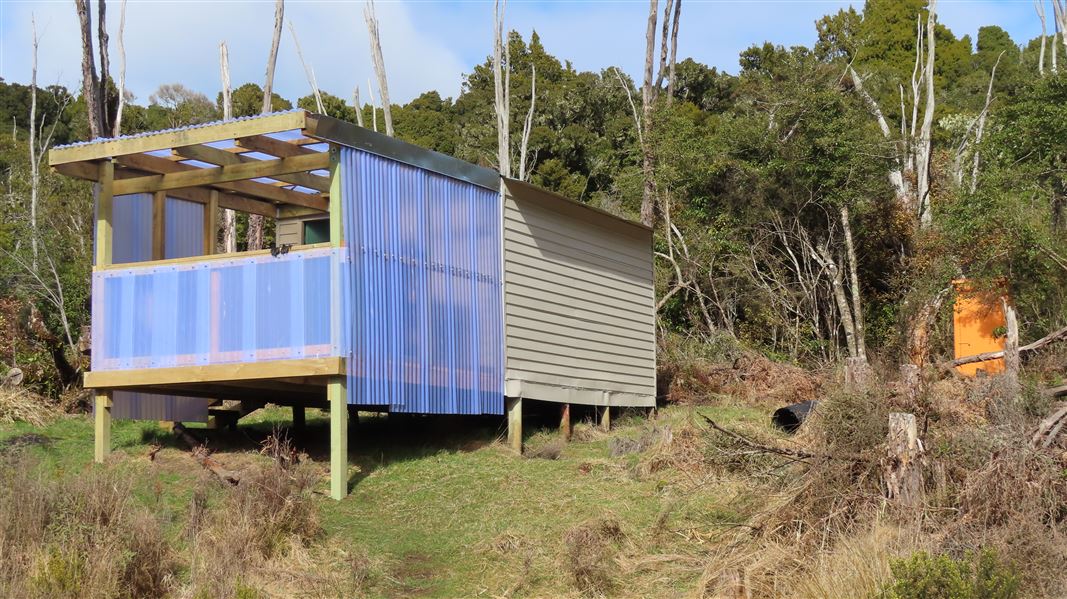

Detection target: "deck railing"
[91, 245, 342, 371]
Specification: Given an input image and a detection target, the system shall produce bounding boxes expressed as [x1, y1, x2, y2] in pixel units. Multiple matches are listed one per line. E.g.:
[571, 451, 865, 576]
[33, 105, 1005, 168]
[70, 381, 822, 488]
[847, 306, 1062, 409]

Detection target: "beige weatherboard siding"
[502, 179, 656, 407]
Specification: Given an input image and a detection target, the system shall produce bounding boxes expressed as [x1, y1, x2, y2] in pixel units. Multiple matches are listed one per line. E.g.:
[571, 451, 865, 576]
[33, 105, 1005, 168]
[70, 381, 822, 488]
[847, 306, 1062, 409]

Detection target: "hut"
[49, 110, 655, 498]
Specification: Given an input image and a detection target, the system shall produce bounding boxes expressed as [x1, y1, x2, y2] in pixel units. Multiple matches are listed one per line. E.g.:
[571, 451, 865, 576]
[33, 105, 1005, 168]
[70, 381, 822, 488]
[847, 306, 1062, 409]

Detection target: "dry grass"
[0, 387, 54, 427]
[0, 451, 177, 598]
[561, 518, 626, 596]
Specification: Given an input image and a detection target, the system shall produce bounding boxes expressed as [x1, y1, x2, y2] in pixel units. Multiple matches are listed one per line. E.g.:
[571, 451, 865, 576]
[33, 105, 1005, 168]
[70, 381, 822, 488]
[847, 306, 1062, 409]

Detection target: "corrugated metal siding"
[502, 181, 656, 407]
[91, 247, 339, 371]
[339, 147, 504, 414]
[165, 197, 204, 258]
[112, 194, 152, 264]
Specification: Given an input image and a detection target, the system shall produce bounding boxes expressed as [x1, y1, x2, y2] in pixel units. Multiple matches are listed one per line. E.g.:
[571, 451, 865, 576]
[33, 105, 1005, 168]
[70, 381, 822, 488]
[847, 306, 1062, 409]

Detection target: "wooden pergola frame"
[53, 110, 500, 499]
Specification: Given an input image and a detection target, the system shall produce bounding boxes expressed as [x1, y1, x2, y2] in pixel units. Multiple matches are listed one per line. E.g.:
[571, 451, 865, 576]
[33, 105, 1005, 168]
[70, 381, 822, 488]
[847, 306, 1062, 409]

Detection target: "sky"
[0, 1, 1049, 107]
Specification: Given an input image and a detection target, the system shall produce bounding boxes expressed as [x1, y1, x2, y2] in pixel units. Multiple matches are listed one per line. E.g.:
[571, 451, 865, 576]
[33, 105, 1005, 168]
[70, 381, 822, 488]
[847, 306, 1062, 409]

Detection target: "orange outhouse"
[952, 279, 1006, 376]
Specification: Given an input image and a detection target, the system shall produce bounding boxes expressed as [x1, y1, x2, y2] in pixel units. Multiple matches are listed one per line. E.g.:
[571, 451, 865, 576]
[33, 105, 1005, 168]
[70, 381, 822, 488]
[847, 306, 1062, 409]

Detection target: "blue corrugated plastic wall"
[165, 197, 204, 258]
[340, 148, 504, 415]
[112, 194, 152, 264]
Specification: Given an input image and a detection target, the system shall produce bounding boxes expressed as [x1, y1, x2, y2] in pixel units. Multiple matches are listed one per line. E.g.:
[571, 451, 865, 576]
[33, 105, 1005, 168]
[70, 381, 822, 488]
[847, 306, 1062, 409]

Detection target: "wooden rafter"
[54, 158, 276, 217]
[83, 356, 345, 388]
[114, 152, 328, 196]
[114, 152, 328, 211]
[172, 144, 330, 191]
[49, 110, 308, 166]
[236, 134, 316, 158]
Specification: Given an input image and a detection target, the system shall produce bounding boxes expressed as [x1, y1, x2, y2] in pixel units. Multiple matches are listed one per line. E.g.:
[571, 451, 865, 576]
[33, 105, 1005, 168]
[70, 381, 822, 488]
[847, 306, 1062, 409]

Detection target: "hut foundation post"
[94, 390, 112, 463]
[598, 405, 611, 431]
[506, 397, 522, 453]
[329, 377, 348, 500]
[560, 403, 572, 441]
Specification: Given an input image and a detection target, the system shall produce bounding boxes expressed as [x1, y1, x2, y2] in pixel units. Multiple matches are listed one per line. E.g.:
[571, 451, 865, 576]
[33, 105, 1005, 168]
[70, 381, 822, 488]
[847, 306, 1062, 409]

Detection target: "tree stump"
[883, 412, 924, 508]
[899, 364, 921, 405]
[845, 357, 872, 389]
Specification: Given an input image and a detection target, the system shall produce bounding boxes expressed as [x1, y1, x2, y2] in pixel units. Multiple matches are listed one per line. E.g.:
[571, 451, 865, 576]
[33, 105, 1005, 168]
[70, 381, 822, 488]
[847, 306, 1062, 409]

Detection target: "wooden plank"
[560, 403, 572, 442]
[114, 153, 326, 211]
[94, 241, 331, 271]
[152, 191, 166, 260]
[328, 146, 343, 244]
[506, 397, 522, 454]
[95, 160, 114, 267]
[204, 190, 219, 255]
[173, 143, 330, 192]
[94, 391, 112, 463]
[329, 376, 348, 500]
[236, 134, 316, 158]
[49, 110, 308, 165]
[83, 357, 345, 388]
[598, 405, 611, 432]
[113, 152, 329, 196]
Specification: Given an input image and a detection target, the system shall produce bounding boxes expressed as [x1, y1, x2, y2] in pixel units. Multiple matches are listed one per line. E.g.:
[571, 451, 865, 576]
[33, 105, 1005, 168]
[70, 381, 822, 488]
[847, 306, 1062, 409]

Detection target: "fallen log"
[945, 324, 1067, 368]
[1031, 404, 1067, 449]
[173, 423, 240, 485]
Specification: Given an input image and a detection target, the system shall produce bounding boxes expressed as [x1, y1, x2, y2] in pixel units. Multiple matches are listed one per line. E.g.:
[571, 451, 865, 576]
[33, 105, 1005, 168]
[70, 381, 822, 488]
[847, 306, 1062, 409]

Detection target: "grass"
[0, 403, 770, 598]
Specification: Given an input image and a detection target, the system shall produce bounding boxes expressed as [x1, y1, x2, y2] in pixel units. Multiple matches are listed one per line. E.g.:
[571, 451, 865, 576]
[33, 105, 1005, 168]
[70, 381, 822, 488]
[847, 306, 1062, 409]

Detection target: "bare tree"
[638, 0, 682, 226]
[262, 0, 284, 114]
[74, 0, 103, 139]
[364, 0, 394, 137]
[492, 0, 511, 177]
[1038, 0, 1048, 76]
[112, 0, 127, 137]
[352, 85, 365, 127]
[969, 52, 1003, 193]
[288, 20, 325, 114]
[518, 64, 536, 181]
[839, 206, 867, 364]
[29, 15, 40, 270]
[915, 0, 937, 228]
[368, 78, 379, 132]
[250, 0, 285, 252]
[219, 42, 237, 254]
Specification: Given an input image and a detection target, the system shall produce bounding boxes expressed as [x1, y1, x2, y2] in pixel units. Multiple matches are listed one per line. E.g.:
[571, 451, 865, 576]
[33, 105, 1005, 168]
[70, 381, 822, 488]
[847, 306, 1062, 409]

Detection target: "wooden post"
[598, 405, 611, 432]
[94, 391, 112, 463]
[506, 396, 522, 453]
[883, 412, 924, 508]
[560, 403, 572, 441]
[328, 146, 343, 245]
[152, 190, 166, 260]
[900, 364, 921, 404]
[94, 160, 114, 267]
[293, 404, 306, 432]
[204, 190, 219, 255]
[329, 376, 348, 500]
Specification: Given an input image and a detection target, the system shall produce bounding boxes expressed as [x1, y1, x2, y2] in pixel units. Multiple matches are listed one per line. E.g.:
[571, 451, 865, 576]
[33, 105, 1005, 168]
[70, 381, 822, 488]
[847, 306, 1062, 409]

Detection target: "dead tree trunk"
[29, 16, 40, 271]
[492, 0, 511, 177]
[288, 20, 325, 113]
[1038, 0, 1048, 76]
[352, 86, 365, 127]
[219, 42, 236, 254]
[916, 0, 937, 228]
[840, 206, 866, 363]
[518, 64, 536, 181]
[639, 0, 659, 227]
[1002, 298, 1020, 397]
[75, 0, 103, 139]
[96, 0, 110, 135]
[112, 0, 127, 137]
[250, 0, 284, 252]
[883, 412, 924, 508]
[364, 0, 394, 137]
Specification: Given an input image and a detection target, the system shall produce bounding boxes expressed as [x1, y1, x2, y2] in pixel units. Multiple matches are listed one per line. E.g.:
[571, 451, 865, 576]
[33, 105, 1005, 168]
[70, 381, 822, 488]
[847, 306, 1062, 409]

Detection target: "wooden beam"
[152, 191, 166, 260]
[114, 153, 326, 211]
[49, 110, 308, 165]
[113, 152, 329, 196]
[173, 143, 330, 192]
[94, 241, 331, 271]
[560, 403, 572, 442]
[329, 376, 348, 500]
[95, 160, 115, 267]
[204, 190, 219, 254]
[236, 134, 316, 158]
[94, 391, 112, 463]
[506, 397, 522, 454]
[83, 357, 345, 388]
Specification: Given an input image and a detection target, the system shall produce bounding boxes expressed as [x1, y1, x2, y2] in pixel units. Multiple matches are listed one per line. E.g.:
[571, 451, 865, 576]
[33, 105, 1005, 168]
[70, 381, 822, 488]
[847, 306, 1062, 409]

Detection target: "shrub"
[884, 549, 1020, 599]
